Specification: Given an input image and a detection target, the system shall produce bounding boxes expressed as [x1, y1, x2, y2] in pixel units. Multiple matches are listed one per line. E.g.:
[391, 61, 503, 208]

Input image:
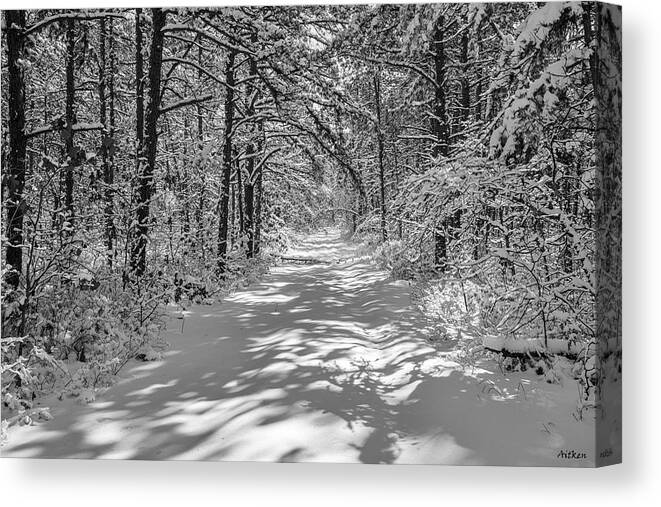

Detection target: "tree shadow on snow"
[3, 232, 590, 465]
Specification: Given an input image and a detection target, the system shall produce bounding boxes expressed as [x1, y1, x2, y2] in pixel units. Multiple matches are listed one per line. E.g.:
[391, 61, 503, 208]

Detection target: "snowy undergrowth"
[1, 248, 279, 446]
[1, 272, 170, 445]
[367, 240, 598, 415]
[408, 278, 599, 428]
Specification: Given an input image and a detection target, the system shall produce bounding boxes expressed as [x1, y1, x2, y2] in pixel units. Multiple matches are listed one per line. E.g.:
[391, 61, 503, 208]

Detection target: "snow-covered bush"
[1, 270, 167, 431]
[221, 248, 271, 294]
[413, 278, 481, 328]
[351, 213, 381, 246]
[372, 240, 418, 280]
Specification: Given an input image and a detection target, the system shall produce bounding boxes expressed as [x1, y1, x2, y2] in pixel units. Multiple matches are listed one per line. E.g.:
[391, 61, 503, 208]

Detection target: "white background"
[1, 0, 659, 504]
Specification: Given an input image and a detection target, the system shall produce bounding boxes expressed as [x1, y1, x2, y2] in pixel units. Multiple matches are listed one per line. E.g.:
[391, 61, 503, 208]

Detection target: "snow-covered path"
[2, 230, 595, 465]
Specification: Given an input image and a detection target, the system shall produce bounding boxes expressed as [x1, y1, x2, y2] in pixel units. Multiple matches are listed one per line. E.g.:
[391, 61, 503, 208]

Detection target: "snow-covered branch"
[162, 57, 228, 88]
[162, 24, 255, 57]
[25, 122, 104, 139]
[159, 94, 214, 116]
[24, 12, 126, 37]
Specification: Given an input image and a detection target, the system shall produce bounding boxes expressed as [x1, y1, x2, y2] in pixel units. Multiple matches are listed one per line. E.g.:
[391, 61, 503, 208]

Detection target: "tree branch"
[24, 12, 126, 37]
[159, 94, 214, 115]
[26, 122, 104, 139]
[162, 57, 227, 87]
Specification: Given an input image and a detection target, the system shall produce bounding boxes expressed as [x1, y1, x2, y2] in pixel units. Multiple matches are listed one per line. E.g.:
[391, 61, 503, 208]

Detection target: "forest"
[1, 2, 621, 464]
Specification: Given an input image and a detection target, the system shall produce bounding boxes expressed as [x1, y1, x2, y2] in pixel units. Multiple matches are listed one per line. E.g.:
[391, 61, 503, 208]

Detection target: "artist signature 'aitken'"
[557, 450, 587, 460]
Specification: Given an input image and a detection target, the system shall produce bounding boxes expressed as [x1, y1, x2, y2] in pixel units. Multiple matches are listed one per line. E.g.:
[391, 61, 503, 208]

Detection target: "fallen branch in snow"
[319, 207, 361, 217]
[482, 335, 586, 358]
[278, 256, 331, 265]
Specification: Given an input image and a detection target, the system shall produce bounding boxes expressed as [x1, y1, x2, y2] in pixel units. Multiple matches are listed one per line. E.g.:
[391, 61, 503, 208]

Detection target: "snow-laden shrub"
[372, 240, 418, 280]
[476, 258, 593, 350]
[1, 271, 167, 435]
[413, 278, 481, 325]
[411, 278, 483, 344]
[261, 219, 296, 255]
[222, 246, 271, 293]
[388, 152, 595, 360]
[351, 212, 381, 247]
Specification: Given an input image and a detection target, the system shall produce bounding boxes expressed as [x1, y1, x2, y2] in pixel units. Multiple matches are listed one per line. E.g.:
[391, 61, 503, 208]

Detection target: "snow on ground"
[1, 229, 596, 465]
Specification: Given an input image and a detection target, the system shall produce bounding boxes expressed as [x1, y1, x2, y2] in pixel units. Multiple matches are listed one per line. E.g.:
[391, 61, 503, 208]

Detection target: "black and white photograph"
[1, 1, 621, 468]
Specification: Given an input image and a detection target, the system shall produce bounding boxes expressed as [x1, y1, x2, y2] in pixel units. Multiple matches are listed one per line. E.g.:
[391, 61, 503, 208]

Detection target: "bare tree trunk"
[99, 19, 107, 193]
[4, 10, 27, 289]
[254, 122, 265, 258]
[99, 16, 116, 268]
[244, 30, 259, 258]
[245, 125, 264, 259]
[196, 45, 206, 260]
[63, 18, 76, 235]
[450, 27, 470, 240]
[373, 68, 388, 243]
[253, 160, 263, 257]
[244, 158, 255, 257]
[393, 143, 403, 239]
[230, 168, 236, 250]
[217, 49, 237, 273]
[459, 30, 470, 128]
[431, 15, 449, 270]
[107, 17, 116, 266]
[124, 8, 145, 282]
[180, 131, 191, 246]
[135, 9, 144, 156]
[131, 8, 166, 276]
[236, 153, 245, 242]
[475, 40, 483, 123]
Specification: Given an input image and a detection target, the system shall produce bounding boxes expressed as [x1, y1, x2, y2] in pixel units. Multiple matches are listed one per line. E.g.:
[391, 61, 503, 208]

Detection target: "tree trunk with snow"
[217, 49, 237, 273]
[4, 10, 27, 289]
[373, 69, 388, 243]
[99, 16, 116, 268]
[131, 8, 166, 276]
[63, 18, 76, 236]
[431, 15, 449, 271]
